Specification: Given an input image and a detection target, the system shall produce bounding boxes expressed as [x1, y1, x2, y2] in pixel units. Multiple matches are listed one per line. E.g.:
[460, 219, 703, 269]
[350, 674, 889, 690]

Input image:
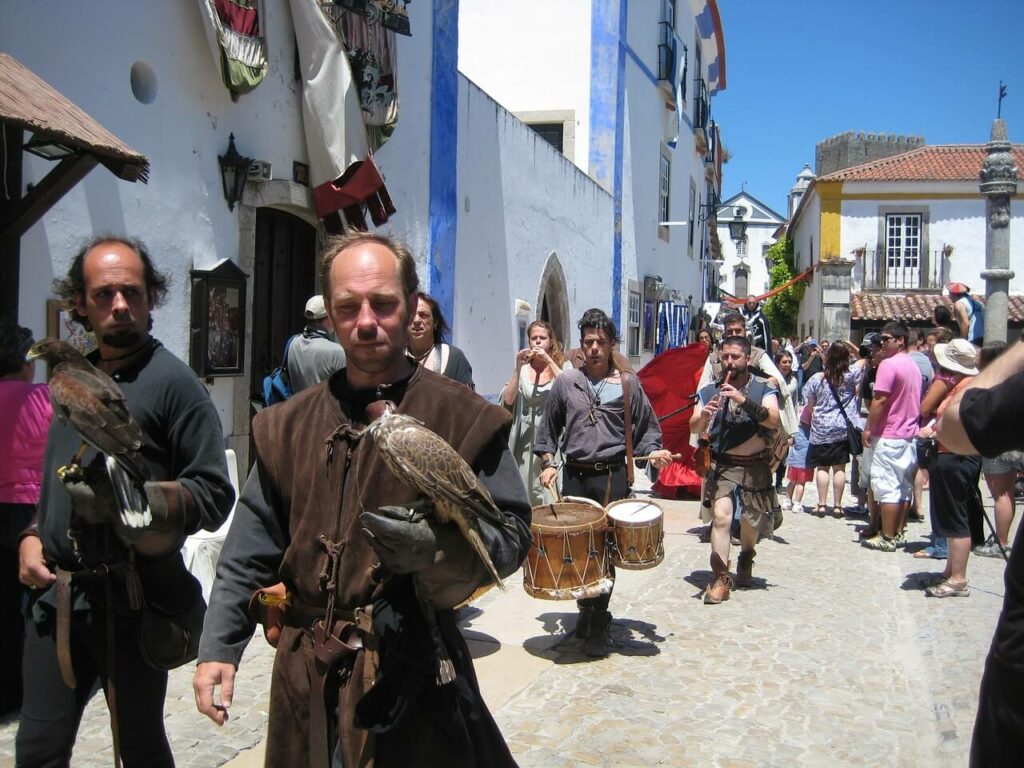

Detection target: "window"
[734, 267, 748, 298]
[762, 242, 770, 258]
[528, 122, 564, 153]
[627, 290, 641, 356]
[885, 213, 922, 289]
[736, 237, 748, 259]
[687, 179, 697, 252]
[658, 148, 671, 240]
[643, 300, 655, 352]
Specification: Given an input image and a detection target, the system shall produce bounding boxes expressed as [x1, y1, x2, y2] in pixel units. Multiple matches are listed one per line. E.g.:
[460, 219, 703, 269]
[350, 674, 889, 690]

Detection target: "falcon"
[366, 404, 507, 591]
[27, 338, 152, 528]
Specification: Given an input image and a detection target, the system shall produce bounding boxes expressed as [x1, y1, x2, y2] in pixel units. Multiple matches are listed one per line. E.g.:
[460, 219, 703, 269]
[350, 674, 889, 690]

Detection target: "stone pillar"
[979, 119, 1018, 344]
[818, 259, 855, 341]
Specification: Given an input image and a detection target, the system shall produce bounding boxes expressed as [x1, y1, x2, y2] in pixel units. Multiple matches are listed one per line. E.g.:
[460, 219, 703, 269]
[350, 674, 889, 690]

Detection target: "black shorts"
[807, 439, 850, 468]
[929, 452, 983, 538]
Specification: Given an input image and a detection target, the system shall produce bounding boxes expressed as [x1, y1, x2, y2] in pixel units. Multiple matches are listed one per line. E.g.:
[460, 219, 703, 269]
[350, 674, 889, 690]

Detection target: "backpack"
[262, 335, 297, 405]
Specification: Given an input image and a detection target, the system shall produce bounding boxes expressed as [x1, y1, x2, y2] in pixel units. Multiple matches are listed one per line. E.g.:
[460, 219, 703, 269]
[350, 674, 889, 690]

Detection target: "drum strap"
[622, 374, 635, 489]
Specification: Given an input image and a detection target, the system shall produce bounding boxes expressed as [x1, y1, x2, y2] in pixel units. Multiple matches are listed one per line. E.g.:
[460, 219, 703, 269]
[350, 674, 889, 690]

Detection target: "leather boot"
[583, 610, 612, 657]
[736, 548, 756, 588]
[704, 552, 732, 604]
[574, 606, 593, 639]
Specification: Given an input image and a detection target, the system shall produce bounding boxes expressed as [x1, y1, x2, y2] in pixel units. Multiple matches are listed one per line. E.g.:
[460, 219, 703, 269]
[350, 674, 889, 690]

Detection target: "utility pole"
[979, 115, 1017, 344]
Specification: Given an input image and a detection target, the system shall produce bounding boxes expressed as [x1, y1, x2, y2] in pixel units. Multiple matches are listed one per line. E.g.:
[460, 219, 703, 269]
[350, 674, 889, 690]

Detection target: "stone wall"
[815, 131, 926, 176]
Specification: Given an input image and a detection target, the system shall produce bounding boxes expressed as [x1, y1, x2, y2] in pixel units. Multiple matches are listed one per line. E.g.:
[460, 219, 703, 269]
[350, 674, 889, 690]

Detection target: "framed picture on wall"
[189, 260, 248, 378]
[45, 299, 96, 377]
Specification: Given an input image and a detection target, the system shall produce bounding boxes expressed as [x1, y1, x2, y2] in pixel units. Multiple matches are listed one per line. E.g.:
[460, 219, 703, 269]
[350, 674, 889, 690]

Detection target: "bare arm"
[954, 301, 970, 338]
[939, 340, 1024, 453]
[919, 378, 952, 422]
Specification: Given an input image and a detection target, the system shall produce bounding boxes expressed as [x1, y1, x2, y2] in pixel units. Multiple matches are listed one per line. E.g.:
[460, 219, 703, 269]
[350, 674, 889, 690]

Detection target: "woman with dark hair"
[802, 340, 866, 517]
[408, 291, 475, 389]
[697, 328, 714, 349]
[502, 320, 568, 505]
[933, 304, 961, 340]
[0, 324, 53, 714]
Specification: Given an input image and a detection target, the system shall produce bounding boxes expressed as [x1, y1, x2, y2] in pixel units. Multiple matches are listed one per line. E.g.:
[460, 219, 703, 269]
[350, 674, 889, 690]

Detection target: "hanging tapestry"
[197, 0, 268, 95]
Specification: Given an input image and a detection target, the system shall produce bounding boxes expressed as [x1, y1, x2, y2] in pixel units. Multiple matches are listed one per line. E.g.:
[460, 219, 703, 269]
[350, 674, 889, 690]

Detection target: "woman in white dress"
[501, 321, 567, 506]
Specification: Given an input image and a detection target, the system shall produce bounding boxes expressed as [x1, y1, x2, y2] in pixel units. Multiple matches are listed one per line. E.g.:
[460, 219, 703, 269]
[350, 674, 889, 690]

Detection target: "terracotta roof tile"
[851, 292, 1024, 324]
[0, 53, 148, 182]
[820, 144, 1024, 183]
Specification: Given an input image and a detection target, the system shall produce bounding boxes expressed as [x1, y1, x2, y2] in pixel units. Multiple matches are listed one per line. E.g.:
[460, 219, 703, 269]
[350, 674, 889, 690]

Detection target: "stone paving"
[0, 476, 1012, 767]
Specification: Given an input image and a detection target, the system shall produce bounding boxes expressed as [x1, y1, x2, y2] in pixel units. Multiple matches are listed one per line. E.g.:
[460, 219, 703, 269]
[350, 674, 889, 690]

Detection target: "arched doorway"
[537, 252, 570, 346]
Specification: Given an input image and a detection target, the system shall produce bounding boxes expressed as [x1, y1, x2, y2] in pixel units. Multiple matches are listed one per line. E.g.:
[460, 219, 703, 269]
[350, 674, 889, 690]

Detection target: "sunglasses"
[880, 335, 894, 342]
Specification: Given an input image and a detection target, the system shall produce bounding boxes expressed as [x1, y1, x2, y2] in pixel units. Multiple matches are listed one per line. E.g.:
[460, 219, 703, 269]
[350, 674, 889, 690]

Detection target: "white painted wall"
[841, 197, 1023, 292]
[5, 0, 309, 434]
[455, 79, 613, 395]
[458, 0, 592, 170]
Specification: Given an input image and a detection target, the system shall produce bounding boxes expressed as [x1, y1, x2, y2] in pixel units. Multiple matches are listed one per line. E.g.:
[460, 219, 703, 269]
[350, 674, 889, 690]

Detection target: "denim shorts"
[982, 450, 1024, 476]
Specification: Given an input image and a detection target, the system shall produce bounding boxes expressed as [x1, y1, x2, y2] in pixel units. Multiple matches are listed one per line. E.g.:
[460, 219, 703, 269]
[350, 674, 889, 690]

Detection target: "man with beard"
[194, 232, 531, 767]
[534, 309, 672, 656]
[689, 336, 781, 604]
[17, 236, 234, 766]
[695, 310, 796, 476]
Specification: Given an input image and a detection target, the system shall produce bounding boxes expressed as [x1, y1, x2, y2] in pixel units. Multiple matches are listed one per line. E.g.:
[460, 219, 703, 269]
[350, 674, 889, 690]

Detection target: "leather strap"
[105, 576, 123, 768]
[55, 567, 77, 690]
[622, 373, 635, 487]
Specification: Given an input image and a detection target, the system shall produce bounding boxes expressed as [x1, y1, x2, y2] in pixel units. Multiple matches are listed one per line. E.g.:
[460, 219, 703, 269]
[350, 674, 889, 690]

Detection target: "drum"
[605, 499, 664, 570]
[523, 500, 610, 600]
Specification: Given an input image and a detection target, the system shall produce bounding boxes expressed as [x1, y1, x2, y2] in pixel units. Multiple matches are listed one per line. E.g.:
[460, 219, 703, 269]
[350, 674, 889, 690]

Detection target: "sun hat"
[944, 282, 970, 297]
[304, 295, 328, 320]
[933, 338, 979, 376]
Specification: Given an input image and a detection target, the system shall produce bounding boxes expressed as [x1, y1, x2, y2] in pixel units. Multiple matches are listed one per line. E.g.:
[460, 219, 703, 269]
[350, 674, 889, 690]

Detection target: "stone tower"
[815, 131, 926, 176]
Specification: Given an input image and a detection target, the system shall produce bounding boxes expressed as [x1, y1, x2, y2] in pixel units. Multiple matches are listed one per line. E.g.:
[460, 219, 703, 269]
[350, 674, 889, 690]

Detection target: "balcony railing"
[854, 249, 951, 291]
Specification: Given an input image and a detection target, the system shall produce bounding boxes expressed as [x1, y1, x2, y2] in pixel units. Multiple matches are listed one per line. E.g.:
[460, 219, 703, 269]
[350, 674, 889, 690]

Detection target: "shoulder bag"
[825, 375, 863, 457]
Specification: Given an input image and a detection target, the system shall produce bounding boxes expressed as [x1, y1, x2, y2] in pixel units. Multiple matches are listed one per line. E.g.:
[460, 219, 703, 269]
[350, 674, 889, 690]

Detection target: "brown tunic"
[211, 366, 529, 767]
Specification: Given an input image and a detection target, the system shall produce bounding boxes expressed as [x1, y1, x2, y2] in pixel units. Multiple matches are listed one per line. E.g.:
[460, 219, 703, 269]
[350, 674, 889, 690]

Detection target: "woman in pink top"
[0, 324, 53, 714]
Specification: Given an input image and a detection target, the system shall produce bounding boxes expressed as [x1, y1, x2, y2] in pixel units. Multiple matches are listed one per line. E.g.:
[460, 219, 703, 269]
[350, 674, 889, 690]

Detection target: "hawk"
[27, 338, 151, 528]
[366, 405, 507, 591]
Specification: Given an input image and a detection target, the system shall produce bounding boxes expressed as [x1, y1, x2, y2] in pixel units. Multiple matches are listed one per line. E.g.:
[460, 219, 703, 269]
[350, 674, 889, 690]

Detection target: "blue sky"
[712, 0, 1024, 216]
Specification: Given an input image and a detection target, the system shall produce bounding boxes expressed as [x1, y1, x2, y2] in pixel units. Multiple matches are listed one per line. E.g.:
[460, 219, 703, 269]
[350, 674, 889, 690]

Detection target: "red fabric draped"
[637, 343, 709, 498]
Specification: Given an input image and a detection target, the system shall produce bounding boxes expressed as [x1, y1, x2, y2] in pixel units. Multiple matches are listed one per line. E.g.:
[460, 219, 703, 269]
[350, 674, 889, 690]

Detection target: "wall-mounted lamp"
[697, 190, 721, 223]
[23, 132, 79, 161]
[218, 133, 252, 211]
[728, 205, 748, 243]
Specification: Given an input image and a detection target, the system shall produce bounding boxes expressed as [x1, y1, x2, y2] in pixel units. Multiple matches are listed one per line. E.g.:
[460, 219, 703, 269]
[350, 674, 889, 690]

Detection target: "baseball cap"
[944, 282, 970, 297]
[304, 295, 327, 320]
[859, 332, 882, 357]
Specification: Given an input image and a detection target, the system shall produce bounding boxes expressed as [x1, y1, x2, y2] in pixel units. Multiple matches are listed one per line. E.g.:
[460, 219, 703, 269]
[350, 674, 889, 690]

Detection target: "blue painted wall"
[429, 0, 459, 331]
[589, 0, 626, 328]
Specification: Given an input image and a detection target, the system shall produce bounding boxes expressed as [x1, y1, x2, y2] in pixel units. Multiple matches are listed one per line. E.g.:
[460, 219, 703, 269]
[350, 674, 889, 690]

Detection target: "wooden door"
[249, 208, 317, 406]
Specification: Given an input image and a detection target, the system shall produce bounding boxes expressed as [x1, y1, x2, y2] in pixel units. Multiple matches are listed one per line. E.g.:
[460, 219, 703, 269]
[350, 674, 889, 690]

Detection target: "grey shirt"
[533, 368, 663, 462]
[286, 327, 346, 393]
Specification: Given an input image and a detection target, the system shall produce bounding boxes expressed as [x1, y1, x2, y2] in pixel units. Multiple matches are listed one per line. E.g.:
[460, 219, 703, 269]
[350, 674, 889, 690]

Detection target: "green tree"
[763, 237, 804, 338]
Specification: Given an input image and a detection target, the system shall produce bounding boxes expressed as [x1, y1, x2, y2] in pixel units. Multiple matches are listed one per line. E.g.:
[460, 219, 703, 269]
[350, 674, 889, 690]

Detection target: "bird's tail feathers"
[105, 455, 152, 528]
[466, 527, 506, 591]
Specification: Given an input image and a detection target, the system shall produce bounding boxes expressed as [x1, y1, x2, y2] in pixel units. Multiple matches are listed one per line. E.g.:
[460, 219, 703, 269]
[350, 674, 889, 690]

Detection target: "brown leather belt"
[565, 457, 625, 473]
[713, 451, 770, 467]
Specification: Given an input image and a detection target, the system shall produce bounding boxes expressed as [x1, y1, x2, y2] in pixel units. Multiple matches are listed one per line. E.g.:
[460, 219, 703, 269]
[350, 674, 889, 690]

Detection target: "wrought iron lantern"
[218, 133, 251, 211]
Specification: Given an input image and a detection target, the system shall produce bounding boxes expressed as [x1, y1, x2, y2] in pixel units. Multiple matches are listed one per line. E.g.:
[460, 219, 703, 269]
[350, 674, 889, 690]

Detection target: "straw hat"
[933, 338, 979, 376]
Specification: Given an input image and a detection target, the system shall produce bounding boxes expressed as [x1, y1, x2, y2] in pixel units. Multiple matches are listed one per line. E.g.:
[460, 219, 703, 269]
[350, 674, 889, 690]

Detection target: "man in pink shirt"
[862, 322, 922, 551]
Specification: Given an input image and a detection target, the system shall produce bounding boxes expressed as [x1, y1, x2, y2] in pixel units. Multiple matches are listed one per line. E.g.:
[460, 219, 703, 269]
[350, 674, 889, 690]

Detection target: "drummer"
[689, 335, 781, 605]
[534, 308, 672, 656]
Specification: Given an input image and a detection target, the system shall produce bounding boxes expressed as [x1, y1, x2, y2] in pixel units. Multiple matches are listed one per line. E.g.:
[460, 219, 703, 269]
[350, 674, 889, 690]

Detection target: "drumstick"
[544, 482, 562, 503]
[632, 452, 683, 461]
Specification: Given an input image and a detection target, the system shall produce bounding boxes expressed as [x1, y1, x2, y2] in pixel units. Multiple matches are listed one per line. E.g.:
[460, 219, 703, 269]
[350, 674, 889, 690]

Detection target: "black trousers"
[971, 651, 1024, 767]
[16, 590, 174, 768]
[0, 503, 34, 714]
[561, 463, 629, 612]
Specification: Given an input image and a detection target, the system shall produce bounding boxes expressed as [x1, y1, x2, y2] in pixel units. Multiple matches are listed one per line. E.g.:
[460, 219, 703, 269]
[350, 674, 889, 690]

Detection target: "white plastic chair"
[182, 448, 239, 603]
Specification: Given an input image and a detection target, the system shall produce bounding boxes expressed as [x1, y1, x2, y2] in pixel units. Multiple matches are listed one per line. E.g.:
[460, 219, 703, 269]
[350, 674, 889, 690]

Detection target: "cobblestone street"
[0, 479, 1010, 767]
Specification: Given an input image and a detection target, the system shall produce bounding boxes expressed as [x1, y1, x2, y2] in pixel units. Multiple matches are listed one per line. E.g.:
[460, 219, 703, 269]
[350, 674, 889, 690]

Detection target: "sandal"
[832, 507, 844, 519]
[913, 546, 947, 560]
[814, 505, 827, 516]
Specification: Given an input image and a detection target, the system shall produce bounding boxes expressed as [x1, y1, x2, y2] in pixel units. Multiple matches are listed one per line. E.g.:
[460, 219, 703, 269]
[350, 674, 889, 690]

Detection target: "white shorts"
[858, 445, 874, 490]
[869, 437, 916, 503]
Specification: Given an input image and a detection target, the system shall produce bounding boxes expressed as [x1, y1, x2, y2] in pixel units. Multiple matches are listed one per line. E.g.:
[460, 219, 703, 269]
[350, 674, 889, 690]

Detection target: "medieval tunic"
[199, 366, 531, 767]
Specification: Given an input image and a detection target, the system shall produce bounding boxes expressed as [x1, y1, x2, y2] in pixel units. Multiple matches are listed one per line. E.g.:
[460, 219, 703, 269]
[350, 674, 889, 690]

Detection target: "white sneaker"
[781, 498, 793, 511]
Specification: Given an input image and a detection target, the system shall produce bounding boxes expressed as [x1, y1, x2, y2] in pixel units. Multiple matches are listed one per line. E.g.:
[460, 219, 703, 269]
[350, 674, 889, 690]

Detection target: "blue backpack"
[262, 335, 296, 405]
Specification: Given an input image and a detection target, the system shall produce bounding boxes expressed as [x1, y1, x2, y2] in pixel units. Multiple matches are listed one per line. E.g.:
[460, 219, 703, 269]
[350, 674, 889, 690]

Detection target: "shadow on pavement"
[461, 630, 502, 659]
[521, 612, 665, 663]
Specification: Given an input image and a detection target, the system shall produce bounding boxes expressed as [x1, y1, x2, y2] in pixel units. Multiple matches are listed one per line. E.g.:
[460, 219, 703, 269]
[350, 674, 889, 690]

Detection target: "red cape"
[637, 343, 708, 498]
